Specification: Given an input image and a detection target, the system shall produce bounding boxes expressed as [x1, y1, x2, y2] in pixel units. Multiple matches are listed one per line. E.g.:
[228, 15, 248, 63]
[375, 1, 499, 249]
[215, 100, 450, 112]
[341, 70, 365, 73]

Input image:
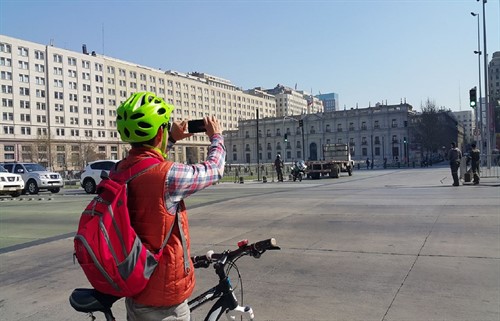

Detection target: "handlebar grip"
[253, 238, 279, 252]
[192, 250, 214, 268]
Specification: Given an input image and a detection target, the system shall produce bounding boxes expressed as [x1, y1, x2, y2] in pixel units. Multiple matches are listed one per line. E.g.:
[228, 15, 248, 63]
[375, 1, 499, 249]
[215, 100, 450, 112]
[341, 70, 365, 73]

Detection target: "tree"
[412, 99, 459, 161]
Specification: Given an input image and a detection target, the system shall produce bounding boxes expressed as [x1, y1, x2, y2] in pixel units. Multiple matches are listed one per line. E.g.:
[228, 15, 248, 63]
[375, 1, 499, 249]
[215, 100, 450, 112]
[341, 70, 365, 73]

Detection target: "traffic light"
[284, 134, 288, 142]
[403, 137, 407, 144]
[469, 87, 477, 108]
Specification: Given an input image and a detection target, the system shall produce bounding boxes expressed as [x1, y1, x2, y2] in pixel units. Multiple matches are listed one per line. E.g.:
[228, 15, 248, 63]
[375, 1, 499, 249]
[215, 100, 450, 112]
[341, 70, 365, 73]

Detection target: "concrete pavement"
[0, 166, 498, 321]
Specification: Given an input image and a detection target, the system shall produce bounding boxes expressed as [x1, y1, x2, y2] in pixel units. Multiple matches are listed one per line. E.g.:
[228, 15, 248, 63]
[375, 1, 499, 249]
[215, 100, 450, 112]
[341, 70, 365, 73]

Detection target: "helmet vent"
[130, 113, 144, 120]
[124, 128, 130, 138]
[157, 108, 166, 115]
[138, 121, 152, 129]
[117, 115, 122, 121]
[135, 130, 149, 137]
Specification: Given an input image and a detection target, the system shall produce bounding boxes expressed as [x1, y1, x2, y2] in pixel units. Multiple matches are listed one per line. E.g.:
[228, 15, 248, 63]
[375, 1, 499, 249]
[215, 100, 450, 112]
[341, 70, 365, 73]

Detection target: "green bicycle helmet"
[116, 92, 174, 143]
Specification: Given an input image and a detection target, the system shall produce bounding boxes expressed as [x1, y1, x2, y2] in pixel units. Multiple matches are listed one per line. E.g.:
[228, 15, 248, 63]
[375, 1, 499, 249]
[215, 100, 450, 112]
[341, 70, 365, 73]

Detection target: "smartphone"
[188, 119, 206, 133]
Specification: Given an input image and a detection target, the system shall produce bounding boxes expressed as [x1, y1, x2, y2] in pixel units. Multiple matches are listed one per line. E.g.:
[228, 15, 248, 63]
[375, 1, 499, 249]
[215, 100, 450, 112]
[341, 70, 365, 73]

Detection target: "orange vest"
[117, 149, 195, 307]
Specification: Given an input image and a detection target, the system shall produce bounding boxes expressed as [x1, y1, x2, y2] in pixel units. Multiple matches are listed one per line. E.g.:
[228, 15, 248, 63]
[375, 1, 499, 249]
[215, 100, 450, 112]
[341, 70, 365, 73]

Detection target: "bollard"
[262, 176, 267, 183]
[239, 176, 244, 184]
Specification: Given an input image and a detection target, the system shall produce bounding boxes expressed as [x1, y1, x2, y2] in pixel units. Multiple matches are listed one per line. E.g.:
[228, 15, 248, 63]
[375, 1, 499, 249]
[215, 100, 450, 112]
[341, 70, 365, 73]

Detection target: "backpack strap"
[109, 157, 161, 183]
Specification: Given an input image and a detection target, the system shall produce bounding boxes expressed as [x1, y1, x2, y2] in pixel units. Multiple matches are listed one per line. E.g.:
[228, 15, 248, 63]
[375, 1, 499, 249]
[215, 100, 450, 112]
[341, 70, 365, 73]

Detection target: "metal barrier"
[223, 163, 293, 182]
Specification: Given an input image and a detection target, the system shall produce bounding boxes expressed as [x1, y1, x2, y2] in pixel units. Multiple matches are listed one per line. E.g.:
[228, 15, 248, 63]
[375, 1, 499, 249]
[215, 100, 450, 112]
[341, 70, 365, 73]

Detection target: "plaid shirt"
[165, 133, 225, 212]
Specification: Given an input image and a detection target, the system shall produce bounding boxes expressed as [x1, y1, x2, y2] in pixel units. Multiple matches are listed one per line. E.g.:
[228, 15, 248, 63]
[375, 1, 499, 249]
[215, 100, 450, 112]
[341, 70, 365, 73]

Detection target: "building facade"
[264, 84, 312, 117]
[316, 92, 339, 112]
[0, 35, 277, 170]
[452, 110, 475, 146]
[225, 103, 416, 166]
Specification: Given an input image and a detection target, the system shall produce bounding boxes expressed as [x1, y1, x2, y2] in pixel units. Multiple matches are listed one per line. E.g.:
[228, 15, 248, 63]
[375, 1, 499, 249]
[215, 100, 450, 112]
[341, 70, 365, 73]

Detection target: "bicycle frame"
[189, 260, 253, 321]
[70, 238, 279, 321]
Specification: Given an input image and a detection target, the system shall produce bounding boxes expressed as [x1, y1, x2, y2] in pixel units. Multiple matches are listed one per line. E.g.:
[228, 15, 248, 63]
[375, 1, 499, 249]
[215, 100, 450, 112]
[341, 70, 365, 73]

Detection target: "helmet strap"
[143, 126, 168, 159]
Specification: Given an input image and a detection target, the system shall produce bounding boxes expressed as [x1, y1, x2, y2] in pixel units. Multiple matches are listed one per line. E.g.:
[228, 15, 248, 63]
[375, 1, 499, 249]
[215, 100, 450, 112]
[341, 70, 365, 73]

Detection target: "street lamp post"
[471, 12, 483, 153]
[477, 0, 491, 168]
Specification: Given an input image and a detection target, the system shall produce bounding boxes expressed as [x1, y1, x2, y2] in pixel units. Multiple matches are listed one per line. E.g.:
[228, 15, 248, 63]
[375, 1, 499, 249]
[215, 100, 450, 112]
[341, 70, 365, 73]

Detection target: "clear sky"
[1, 0, 499, 112]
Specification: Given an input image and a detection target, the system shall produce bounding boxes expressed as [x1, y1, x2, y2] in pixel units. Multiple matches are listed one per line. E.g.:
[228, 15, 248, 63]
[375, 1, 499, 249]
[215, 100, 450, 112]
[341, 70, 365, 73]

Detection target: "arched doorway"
[309, 142, 318, 161]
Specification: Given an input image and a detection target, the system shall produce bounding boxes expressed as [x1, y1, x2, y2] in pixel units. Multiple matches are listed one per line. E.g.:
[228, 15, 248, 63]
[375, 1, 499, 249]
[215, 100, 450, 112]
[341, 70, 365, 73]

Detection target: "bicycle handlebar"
[192, 238, 280, 269]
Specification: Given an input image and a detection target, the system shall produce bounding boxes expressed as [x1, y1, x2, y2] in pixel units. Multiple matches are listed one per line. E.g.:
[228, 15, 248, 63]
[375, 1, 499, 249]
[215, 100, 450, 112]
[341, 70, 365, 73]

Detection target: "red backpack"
[73, 158, 174, 297]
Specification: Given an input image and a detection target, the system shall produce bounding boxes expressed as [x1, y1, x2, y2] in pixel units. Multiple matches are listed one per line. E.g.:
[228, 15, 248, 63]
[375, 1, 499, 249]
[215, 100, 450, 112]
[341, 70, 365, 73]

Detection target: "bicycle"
[69, 238, 280, 321]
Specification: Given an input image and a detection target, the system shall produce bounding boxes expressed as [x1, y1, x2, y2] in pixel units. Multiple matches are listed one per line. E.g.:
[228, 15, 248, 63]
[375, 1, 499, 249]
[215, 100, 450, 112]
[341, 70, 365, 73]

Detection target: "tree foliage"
[412, 99, 458, 157]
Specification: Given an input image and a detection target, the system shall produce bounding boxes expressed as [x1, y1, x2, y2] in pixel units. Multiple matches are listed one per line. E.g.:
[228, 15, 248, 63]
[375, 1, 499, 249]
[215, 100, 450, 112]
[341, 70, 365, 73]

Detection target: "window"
[19, 87, 29, 96]
[2, 98, 13, 107]
[19, 100, 30, 109]
[53, 54, 63, 63]
[35, 63, 44, 72]
[68, 57, 77, 65]
[0, 71, 12, 80]
[391, 119, 397, 128]
[0, 57, 12, 67]
[18, 61, 29, 69]
[0, 43, 12, 53]
[36, 77, 45, 85]
[34, 50, 44, 60]
[82, 60, 90, 68]
[18, 46, 29, 56]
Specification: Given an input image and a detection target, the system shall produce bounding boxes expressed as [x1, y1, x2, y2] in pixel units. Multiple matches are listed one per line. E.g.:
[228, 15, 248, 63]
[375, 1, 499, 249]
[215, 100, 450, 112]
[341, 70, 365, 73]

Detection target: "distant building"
[225, 103, 416, 165]
[488, 51, 499, 150]
[316, 92, 338, 112]
[452, 110, 475, 145]
[0, 35, 276, 169]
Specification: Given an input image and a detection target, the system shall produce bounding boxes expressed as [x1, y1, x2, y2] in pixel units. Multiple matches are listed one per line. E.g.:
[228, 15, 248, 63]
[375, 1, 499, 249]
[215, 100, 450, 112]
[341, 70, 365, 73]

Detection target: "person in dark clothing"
[469, 143, 480, 185]
[274, 154, 284, 182]
[366, 158, 370, 169]
[447, 142, 462, 186]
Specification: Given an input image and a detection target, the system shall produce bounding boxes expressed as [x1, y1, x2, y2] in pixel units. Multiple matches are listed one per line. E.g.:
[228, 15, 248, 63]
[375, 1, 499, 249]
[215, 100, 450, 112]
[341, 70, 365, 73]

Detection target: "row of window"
[1, 125, 116, 138]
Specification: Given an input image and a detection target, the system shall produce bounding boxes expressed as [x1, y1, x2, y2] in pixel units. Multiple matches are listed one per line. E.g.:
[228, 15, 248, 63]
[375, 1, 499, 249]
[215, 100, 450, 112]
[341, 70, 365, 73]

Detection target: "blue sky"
[1, 0, 499, 112]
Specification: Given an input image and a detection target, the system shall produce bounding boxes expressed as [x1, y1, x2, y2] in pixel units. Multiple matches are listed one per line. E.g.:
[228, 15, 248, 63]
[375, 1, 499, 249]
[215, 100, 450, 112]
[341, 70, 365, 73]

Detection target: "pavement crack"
[380, 214, 441, 321]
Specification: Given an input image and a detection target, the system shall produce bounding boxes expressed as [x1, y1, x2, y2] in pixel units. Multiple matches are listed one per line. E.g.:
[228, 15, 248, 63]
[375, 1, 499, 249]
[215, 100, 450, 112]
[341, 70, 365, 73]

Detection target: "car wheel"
[27, 179, 39, 194]
[49, 188, 60, 193]
[10, 191, 21, 197]
[83, 178, 97, 194]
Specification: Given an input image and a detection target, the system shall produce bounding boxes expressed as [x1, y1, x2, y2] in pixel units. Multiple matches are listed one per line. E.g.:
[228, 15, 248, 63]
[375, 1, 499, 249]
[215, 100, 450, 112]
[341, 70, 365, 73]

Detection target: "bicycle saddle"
[69, 288, 120, 313]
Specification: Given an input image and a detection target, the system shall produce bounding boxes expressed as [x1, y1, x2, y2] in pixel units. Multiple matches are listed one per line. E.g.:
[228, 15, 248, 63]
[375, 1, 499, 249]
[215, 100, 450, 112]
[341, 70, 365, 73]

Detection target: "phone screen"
[188, 119, 206, 133]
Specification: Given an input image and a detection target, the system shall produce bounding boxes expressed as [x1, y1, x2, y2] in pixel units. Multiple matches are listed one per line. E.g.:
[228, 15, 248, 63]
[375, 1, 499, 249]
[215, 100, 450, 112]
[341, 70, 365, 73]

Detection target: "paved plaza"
[0, 166, 499, 321]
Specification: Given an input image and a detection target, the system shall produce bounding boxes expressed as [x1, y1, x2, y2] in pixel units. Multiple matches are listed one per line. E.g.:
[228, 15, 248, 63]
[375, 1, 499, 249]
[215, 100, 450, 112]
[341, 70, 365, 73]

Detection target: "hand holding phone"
[188, 119, 207, 133]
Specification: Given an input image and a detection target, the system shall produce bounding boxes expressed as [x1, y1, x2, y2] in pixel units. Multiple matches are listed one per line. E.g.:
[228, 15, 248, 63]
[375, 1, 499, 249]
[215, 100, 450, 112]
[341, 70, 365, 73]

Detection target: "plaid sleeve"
[165, 134, 225, 211]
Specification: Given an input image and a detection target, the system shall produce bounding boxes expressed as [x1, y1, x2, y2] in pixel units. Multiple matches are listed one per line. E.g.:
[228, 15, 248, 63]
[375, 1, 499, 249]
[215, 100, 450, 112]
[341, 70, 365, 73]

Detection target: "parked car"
[0, 162, 63, 194]
[80, 160, 119, 194]
[0, 164, 25, 197]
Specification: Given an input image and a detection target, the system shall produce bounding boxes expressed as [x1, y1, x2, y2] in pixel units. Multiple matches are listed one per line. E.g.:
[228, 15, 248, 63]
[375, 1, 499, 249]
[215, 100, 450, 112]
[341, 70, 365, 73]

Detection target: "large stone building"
[224, 103, 417, 166]
[0, 35, 277, 170]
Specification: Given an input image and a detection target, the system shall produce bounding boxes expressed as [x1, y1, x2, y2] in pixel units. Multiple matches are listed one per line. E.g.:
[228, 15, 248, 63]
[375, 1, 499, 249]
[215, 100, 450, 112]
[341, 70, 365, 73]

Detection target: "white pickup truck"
[1, 162, 63, 194]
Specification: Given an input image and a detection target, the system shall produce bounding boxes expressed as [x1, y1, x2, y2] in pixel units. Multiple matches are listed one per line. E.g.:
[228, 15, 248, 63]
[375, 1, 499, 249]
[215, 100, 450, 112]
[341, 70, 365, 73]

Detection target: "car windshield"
[0, 165, 8, 173]
[24, 163, 48, 172]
